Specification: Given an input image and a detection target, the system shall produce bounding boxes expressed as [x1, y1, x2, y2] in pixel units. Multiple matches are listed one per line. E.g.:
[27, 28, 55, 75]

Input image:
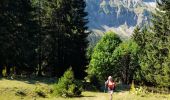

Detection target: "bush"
[2, 68, 7, 77]
[130, 82, 148, 96]
[135, 86, 147, 96]
[53, 68, 82, 97]
[130, 80, 135, 94]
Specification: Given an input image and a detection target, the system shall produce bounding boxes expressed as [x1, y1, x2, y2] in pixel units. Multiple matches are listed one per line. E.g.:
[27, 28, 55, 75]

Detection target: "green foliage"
[111, 40, 139, 84]
[0, 0, 88, 78]
[132, 0, 170, 88]
[130, 81, 147, 96]
[135, 86, 147, 96]
[87, 31, 122, 81]
[2, 67, 6, 77]
[86, 45, 95, 61]
[0, 0, 39, 76]
[53, 68, 82, 97]
[88, 32, 139, 84]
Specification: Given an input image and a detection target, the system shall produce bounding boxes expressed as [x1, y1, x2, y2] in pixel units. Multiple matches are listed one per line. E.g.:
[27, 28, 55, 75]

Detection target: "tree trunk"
[0, 66, 2, 77]
[6, 66, 10, 77]
[37, 64, 42, 77]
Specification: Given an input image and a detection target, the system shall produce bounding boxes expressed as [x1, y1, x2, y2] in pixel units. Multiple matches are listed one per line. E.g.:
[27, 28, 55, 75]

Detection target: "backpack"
[106, 80, 115, 90]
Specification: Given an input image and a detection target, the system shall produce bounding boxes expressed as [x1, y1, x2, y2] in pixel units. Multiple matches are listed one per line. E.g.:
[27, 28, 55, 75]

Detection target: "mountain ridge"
[86, 0, 156, 41]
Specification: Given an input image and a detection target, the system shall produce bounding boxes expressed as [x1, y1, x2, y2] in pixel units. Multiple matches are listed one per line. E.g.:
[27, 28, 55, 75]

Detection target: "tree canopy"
[87, 31, 122, 81]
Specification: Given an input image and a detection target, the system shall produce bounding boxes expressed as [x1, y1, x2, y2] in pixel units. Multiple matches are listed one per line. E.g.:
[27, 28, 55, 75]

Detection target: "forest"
[0, 0, 170, 100]
[0, 0, 88, 79]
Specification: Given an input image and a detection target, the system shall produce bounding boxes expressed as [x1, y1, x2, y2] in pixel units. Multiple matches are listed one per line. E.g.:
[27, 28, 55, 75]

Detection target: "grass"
[0, 78, 169, 100]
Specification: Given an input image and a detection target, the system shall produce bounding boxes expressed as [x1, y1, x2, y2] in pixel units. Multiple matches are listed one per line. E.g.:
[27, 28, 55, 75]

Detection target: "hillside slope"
[0, 79, 169, 100]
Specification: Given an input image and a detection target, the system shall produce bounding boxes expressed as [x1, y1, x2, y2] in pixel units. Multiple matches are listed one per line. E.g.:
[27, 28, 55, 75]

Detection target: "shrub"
[2, 67, 7, 77]
[53, 68, 82, 97]
[135, 86, 147, 96]
[130, 83, 148, 96]
[130, 80, 135, 94]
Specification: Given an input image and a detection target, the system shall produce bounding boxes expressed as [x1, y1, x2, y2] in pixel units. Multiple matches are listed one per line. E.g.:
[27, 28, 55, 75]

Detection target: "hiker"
[105, 76, 115, 100]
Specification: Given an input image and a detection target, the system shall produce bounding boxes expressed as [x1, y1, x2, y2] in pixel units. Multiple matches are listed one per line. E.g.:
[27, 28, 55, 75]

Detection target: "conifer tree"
[135, 0, 170, 87]
[68, 0, 89, 79]
[0, 0, 89, 78]
[0, 0, 38, 75]
[47, 0, 89, 79]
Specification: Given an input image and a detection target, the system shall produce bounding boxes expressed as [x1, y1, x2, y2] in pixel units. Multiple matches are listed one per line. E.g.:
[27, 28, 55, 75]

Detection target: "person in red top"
[105, 76, 115, 100]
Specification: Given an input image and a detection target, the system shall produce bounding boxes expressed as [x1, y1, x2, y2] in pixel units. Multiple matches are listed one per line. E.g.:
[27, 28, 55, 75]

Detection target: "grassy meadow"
[0, 78, 169, 100]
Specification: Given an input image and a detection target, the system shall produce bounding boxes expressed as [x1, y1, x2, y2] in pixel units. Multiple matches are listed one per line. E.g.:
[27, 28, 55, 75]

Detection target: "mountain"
[86, 0, 156, 41]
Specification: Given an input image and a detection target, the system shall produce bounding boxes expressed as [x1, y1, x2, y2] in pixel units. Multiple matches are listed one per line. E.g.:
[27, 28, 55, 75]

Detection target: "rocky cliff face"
[86, 0, 156, 39]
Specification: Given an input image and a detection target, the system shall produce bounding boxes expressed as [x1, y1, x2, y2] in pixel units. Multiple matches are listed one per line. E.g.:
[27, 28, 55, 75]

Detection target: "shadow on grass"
[74, 95, 96, 98]
[3, 76, 57, 85]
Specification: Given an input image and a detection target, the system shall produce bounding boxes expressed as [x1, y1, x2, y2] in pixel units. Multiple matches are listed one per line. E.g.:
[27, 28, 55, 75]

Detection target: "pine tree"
[136, 0, 170, 87]
[68, 0, 89, 79]
[0, 0, 39, 75]
[16, 0, 39, 74]
[34, 0, 49, 76]
[0, 0, 89, 78]
[44, 0, 71, 77]
[53, 68, 82, 97]
[47, 0, 89, 79]
[0, 0, 9, 76]
[0, 0, 17, 76]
